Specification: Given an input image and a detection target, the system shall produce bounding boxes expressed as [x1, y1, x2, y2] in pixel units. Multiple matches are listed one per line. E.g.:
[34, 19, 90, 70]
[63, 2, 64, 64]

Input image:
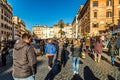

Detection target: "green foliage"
[58, 19, 65, 37]
[58, 19, 64, 28]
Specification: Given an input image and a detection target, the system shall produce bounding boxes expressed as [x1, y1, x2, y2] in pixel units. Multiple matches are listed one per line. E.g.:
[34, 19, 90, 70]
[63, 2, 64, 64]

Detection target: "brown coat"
[13, 40, 37, 78]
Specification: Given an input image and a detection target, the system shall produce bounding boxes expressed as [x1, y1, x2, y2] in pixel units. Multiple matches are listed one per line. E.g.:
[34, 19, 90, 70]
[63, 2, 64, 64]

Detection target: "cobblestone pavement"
[0, 51, 120, 80]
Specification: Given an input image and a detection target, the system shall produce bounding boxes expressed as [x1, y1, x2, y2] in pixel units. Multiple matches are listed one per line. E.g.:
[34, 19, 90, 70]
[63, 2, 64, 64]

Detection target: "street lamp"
[76, 14, 78, 38]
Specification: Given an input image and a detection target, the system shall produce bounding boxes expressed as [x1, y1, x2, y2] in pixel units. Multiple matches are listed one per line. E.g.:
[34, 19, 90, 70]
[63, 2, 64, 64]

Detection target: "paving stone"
[0, 49, 120, 80]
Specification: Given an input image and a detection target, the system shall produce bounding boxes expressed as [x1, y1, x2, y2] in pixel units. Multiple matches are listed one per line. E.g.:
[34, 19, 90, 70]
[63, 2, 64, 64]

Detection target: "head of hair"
[110, 36, 115, 42]
[48, 38, 53, 43]
[22, 33, 31, 40]
[73, 39, 80, 46]
[96, 36, 101, 43]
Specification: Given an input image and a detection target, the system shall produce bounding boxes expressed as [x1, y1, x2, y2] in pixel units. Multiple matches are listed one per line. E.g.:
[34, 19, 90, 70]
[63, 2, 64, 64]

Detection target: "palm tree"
[58, 19, 65, 38]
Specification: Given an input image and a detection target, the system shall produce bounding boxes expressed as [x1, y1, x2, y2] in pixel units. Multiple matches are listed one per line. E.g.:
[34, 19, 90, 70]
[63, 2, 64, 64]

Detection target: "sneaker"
[73, 71, 76, 75]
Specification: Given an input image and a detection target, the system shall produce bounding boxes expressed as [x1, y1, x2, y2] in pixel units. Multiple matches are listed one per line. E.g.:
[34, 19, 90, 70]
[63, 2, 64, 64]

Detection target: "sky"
[7, 0, 86, 31]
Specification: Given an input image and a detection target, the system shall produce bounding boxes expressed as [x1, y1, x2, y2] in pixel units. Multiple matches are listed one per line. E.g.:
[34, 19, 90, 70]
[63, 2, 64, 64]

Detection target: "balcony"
[0, 3, 12, 14]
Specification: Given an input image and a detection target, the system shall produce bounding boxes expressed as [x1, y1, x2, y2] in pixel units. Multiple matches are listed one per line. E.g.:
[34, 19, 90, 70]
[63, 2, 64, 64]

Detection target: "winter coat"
[107, 41, 117, 57]
[45, 43, 56, 55]
[57, 45, 63, 60]
[94, 40, 102, 54]
[116, 37, 120, 48]
[13, 40, 37, 78]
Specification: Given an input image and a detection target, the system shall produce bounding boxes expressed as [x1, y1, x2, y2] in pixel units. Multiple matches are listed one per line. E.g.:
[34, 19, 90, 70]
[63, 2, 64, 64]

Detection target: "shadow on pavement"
[44, 60, 62, 80]
[107, 75, 115, 80]
[84, 66, 100, 80]
[114, 61, 120, 69]
[88, 53, 94, 61]
[79, 60, 83, 64]
[37, 60, 44, 67]
[103, 51, 110, 56]
[101, 55, 111, 64]
[71, 74, 83, 80]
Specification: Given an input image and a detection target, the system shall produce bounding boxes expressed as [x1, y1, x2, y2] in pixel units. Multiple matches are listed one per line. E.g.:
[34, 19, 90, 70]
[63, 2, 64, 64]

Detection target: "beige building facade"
[0, 0, 13, 41]
[53, 24, 72, 38]
[12, 16, 26, 39]
[73, 0, 120, 37]
[32, 24, 72, 39]
[32, 25, 54, 39]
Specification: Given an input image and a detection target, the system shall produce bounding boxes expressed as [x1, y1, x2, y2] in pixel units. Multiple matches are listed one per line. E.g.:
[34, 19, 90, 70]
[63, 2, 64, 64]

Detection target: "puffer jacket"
[13, 40, 37, 78]
[45, 43, 56, 54]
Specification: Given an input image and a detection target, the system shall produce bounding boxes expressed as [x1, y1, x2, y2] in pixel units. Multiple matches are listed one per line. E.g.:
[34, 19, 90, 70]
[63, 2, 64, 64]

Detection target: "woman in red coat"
[94, 36, 103, 63]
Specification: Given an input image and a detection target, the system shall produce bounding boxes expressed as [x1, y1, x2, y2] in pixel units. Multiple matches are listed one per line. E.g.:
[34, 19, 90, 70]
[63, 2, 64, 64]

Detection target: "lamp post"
[45, 25, 47, 39]
[76, 14, 78, 38]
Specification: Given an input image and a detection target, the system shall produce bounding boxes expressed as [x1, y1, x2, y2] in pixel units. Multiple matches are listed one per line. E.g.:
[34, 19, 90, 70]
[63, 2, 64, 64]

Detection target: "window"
[94, 12, 97, 18]
[1, 15, 3, 19]
[1, 23, 3, 27]
[93, 1, 98, 7]
[1, 9, 3, 14]
[106, 11, 112, 17]
[119, 11, 120, 18]
[106, 0, 112, 6]
[1, 30, 3, 34]
[92, 23, 98, 28]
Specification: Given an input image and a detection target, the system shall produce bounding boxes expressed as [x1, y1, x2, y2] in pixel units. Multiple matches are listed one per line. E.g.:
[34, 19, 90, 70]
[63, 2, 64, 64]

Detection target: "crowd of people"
[0, 32, 120, 80]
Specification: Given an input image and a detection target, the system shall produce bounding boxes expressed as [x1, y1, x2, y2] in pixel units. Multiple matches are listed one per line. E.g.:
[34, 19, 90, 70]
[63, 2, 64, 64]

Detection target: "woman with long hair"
[94, 36, 103, 63]
[71, 39, 82, 75]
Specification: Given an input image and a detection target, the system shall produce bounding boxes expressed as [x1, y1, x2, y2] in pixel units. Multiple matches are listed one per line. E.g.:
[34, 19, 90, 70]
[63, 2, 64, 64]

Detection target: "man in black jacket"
[13, 33, 37, 80]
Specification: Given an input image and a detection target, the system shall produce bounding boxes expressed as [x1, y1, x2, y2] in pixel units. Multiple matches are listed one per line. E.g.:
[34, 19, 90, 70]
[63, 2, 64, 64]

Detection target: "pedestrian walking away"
[45, 38, 56, 70]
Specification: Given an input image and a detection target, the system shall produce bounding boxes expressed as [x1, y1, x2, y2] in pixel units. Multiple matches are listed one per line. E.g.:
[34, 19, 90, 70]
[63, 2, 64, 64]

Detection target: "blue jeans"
[13, 75, 35, 80]
[111, 56, 115, 63]
[72, 57, 80, 72]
